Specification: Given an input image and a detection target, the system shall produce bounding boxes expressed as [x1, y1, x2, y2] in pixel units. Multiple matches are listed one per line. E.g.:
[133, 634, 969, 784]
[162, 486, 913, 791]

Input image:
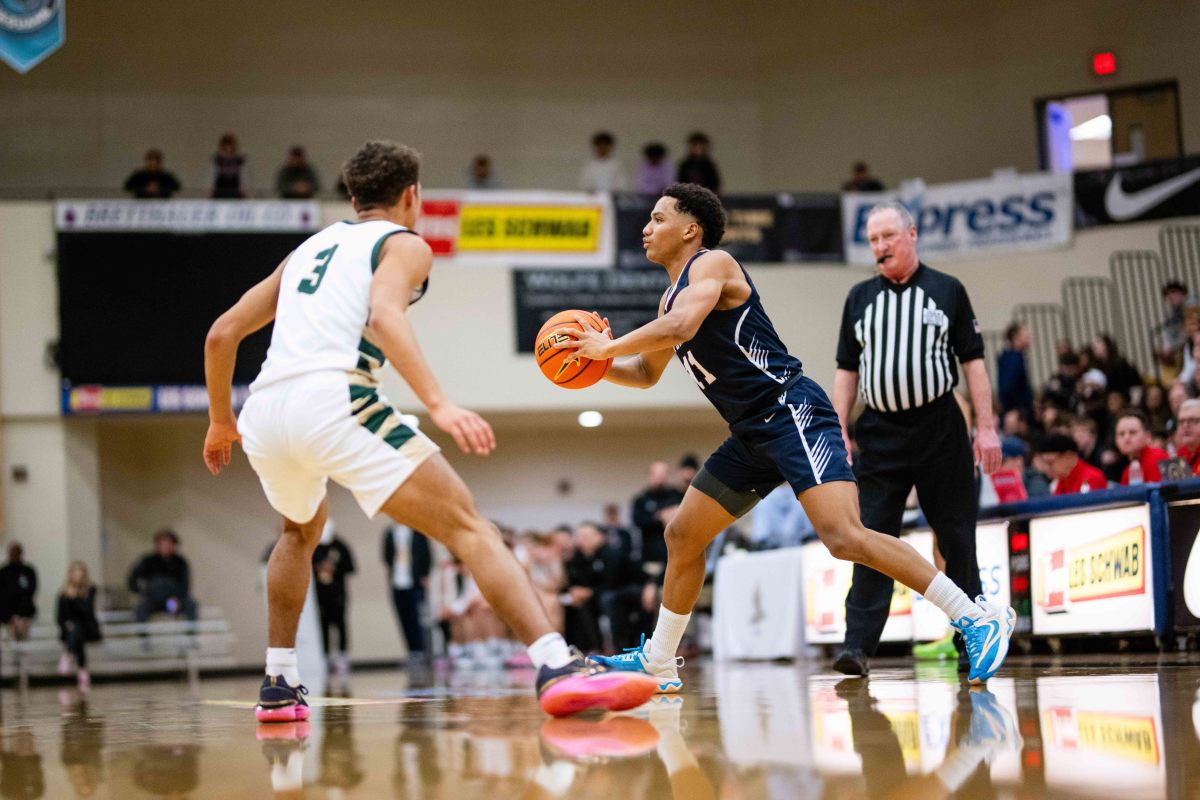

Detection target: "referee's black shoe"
[832, 648, 869, 676]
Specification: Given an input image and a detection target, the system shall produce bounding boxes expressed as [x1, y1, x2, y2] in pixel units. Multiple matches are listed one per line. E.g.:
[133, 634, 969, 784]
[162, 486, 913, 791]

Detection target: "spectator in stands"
[1090, 334, 1142, 399]
[1141, 383, 1172, 434]
[56, 561, 100, 691]
[1042, 350, 1082, 410]
[466, 154, 499, 189]
[630, 460, 683, 577]
[1071, 416, 1107, 470]
[676, 131, 721, 193]
[0, 543, 37, 641]
[312, 519, 355, 675]
[561, 522, 614, 652]
[1116, 409, 1169, 484]
[522, 531, 565, 639]
[127, 529, 197, 623]
[1077, 368, 1111, 431]
[381, 523, 431, 663]
[1155, 280, 1192, 380]
[123, 148, 181, 199]
[1173, 312, 1200, 386]
[600, 503, 636, 562]
[433, 557, 511, 669]
[677, 453, 700, 491]
[1035, 434, 1107, 495]
[275, 146, 320, 199]
[1173, 399, 1200, 475]
[579, 131, 626, 193]
[210, 132, 248, 199]
[997, 322, 1033, 419]
[751, 484, 816, 549]
[842, 161, 884, 192]
[636, 142, 673, 195]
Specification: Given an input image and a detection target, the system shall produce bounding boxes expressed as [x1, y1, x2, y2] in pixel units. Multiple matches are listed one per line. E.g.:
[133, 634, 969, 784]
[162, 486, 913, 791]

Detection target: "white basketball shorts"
[238, 371, 439, 523]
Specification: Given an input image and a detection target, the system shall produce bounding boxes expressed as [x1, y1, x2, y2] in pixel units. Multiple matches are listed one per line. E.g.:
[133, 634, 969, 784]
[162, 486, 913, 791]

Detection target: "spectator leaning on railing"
[1035, 434, 1107, 495]
[1173, 399, 1200, 476]
[1115, 409, 1169, 485]
[123, 148, 181, 199]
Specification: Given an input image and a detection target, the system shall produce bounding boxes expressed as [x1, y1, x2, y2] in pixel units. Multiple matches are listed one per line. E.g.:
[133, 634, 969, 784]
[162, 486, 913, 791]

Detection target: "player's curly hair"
[663, 182, 725, 248]
[341, 141, 421, 210]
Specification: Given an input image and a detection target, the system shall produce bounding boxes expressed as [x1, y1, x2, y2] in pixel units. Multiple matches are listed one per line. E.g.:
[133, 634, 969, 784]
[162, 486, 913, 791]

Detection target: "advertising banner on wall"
[511, 268, 668, 353]
[841, 172, 1073, 266]
[803, 539, 913, 644]
[55, 200, 321, 232]
[1167, 500, 1200, 631]
[1030, 504, 1154, 635]
[1074, 155, 1200, 228]
[420, 190, 614, 267]
[614, 192, 843, 268]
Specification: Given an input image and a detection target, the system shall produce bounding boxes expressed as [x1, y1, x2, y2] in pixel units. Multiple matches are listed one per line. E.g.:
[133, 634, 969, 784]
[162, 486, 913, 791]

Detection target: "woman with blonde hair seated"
[57, 561, 102, 690]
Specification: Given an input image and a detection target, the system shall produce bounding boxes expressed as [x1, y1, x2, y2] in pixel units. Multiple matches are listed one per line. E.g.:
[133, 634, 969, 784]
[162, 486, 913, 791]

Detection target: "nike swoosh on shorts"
[1104, 166, 1200, 222]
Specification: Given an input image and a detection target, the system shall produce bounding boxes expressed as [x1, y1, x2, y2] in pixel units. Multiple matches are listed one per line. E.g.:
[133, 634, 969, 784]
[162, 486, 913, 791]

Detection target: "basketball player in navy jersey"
[559, 183, 1013, 689]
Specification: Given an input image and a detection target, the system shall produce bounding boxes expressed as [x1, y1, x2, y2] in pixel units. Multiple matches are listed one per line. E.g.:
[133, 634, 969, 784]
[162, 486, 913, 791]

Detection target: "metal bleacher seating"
[0, 606, 236, 690]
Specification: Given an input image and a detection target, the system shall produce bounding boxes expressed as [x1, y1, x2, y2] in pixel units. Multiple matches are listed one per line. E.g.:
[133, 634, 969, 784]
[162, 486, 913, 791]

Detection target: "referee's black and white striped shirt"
[836, 263, 984, 413]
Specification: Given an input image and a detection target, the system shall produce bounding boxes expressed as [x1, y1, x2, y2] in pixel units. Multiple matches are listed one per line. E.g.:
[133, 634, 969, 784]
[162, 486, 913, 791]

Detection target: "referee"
[831, 201, 1001, 676]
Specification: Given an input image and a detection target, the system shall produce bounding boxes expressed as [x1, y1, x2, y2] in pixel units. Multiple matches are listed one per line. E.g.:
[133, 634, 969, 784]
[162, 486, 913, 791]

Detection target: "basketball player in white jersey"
[203, 141, 656, 721]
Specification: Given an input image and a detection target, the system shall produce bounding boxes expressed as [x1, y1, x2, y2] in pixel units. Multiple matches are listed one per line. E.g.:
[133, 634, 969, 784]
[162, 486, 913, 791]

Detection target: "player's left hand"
[974, 427, 1002, 475]
[203, 419, 241, 475]
[553, 312, 613, 360]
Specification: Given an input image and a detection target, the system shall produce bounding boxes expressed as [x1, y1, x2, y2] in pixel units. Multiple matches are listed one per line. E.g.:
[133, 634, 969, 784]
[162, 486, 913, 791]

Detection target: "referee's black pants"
[843, 392, 982, 656]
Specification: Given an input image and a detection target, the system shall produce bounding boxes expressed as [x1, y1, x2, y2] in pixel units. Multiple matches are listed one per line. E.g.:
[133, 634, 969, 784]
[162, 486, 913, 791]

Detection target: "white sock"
[265, 647, 300, 686]
[934, 744, 988, 790]
[533, 761, 577, 796]
[656, 729, 699, 775]
[527, 632, 573, 669]
[648, 606, 691, 666]
[270, 750, 305, 792]
[923, 572, 983, 623]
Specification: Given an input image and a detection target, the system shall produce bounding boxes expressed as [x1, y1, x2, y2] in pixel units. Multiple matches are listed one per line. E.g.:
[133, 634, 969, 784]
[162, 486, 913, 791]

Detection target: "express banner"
[1167, 500, 1200, 631]
[1030, 504, 1154, 635]
[511, 268, 669, 353]
[420, 191, 614, 267]
[62, 383, 251, 414]
[614, 192, 843, 268]
[1074, 155, 1200, 228]
[841, 172, 1074, 266]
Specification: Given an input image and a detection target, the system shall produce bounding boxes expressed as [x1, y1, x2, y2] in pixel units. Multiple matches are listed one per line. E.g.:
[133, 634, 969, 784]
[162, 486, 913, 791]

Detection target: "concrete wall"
[0, 1, 1195, 195]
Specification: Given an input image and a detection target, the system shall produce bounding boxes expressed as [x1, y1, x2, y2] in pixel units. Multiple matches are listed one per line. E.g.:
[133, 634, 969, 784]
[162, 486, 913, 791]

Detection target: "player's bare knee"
[664, 523, 703, 561]
[283, 518, 322, 550]
[821, 523, 866, 562]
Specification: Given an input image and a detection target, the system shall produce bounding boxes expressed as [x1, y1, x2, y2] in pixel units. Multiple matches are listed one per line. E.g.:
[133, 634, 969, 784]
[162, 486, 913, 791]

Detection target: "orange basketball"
[535, 310, 612, 389]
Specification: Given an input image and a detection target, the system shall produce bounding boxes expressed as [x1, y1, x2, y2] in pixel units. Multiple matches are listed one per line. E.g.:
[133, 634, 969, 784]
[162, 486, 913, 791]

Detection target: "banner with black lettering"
[1074, 155, 1200, 228]
[1168, 500, 1200, 631]
[841, 172, 1073, 266]
[614, 192, 843, 268]
[512, 268, 669, 353]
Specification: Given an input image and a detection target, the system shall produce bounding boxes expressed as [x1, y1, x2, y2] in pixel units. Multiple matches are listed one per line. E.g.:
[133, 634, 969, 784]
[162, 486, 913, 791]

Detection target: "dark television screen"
[56, 232, 306, 385]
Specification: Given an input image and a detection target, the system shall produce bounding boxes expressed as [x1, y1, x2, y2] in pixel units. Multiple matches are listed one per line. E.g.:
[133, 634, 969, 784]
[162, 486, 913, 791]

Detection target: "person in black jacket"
[127, 529, 197, 623]
[57, 561, 101, 691]
[382, 524, 432, 662]
[313, 520, 356, 675]
[630, 461, 683, 580]
[0, 542, 38, 640]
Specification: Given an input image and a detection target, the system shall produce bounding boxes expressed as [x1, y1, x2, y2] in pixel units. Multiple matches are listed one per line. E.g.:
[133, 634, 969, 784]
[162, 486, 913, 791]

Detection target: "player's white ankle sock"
[265, 647, 301, 686]
[923, 572, 982, 622]
[528, 632, 573, 669]
[656, 728, 699, 775]
[934, 743, 989, 791]
[648, 606, 691, 666]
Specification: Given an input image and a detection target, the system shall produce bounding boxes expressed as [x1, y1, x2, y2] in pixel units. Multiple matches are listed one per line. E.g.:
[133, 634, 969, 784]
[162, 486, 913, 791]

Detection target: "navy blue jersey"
[664, 249, 804, 424]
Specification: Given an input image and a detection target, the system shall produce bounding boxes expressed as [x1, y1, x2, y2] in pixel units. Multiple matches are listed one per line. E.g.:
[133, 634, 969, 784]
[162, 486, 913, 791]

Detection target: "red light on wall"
[1012, 575, 1030, 594]
[1010, 532, 1029, 552]
[1093, 51, 1116, 76]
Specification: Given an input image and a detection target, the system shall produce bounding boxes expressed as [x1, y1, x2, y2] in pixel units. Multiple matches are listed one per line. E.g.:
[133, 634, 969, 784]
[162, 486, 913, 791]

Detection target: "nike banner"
[1167, 500, 1200, 631]
[841, 172, 1073, 266]
[1074, 155, 1200, 228]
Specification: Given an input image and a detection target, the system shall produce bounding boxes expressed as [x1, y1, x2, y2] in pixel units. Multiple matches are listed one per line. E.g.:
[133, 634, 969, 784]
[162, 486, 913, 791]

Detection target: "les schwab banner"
[419, 191, 614, 267]
[1030, 504, 1154, 636]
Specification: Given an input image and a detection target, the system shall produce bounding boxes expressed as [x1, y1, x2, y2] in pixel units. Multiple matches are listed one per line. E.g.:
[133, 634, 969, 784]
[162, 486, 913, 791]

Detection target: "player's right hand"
[430, 402, 495, 456]
[203, 419, 241, 475]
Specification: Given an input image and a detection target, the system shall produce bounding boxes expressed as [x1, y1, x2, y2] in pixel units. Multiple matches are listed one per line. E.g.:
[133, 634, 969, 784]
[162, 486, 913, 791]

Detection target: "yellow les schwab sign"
[456, 206, 602, 252]
[1066, 526, 1145, 602]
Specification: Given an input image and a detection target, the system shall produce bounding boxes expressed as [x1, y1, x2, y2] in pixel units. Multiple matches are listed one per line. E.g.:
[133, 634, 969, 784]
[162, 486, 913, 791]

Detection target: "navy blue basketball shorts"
[696, 376, 855, 517]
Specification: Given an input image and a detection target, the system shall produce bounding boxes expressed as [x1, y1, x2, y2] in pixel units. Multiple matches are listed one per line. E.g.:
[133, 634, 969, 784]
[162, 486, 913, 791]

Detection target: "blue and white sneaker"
[587, 635, 684, 694]
[962, 688, 1021, 754]
[950, 598, 1016, 685]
